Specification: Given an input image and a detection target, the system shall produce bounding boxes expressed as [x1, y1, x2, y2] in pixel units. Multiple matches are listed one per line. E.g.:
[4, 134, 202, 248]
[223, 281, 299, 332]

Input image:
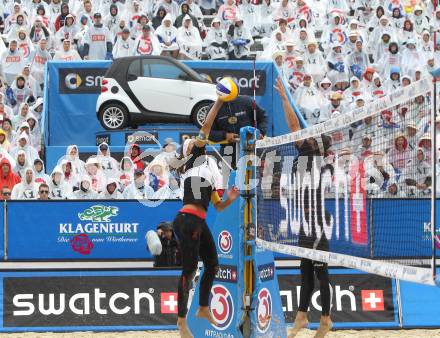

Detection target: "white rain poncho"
[11, 166, 39, 199]
[177, 15, 202, 59]
[112, 33, 135, 58]
[401, 40, 424, 79]
[217, 0, 238, 30]
[104, 4, 121, 41]
[58, 145, 85, 177]
[134, 29, 161, 56]
[412, 5, 430, 35]
[30, 41, 52, 87]
[55, 14, 79, 45]
[1, 43, 26, 85]
[257, 0, 276, 37]
[96, 142, 120, 179]
[303, 41, 325, 83]
[53, 43, 82, 61]
[400, 147, 431, 198]
[205, 17, 228, 60]
[259, 29, 285, 60]
[72, 175, 99, 199]
[293, 80, 323, 125]
[239, 0, 259, 36]
[123, 176, 154, 199]
[26, 114, 41, 150]
[13, 149, 28, 177]
[419, 30, 433, 62]
[155, 14, 179, 52]
[85, 156, 107, 193]
[325, 42, 348, 84]
[10, 132, 39, 165]
[228, 15, 253, 59]
[321, 12, 347, 53]
[154, 0, 179, 21]
[369, 16, 392, 52]
[344, 76, 365, 104]
[83, 23, 112, 60]
[273, 0, 295, 22]
[119, 156, 134, 191]
[100, 177, 123, 199]
[49, 165, 72, 199]
[378, 41, 401, 77]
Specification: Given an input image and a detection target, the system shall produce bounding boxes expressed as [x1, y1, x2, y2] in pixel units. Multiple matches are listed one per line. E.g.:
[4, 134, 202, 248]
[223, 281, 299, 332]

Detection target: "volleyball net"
[255, 77, 439, 286]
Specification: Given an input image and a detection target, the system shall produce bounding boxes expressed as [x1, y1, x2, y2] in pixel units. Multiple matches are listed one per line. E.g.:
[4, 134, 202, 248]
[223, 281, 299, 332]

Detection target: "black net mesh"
[256, 79, 435, 273]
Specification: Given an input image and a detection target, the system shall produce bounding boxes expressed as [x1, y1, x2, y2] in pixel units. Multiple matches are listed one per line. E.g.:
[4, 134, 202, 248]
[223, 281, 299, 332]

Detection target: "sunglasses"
[2, 192, 10, 196]
[39, 190, 49, 194]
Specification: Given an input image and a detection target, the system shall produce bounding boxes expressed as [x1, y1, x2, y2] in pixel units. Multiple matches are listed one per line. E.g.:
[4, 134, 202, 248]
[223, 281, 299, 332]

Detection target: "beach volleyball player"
[173, 78, 240, 338]
[274, 78, 333, 338]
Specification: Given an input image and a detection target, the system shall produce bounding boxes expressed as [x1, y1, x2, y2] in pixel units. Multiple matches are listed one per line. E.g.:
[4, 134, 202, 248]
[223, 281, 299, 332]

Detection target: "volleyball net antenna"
[255, 77, 439, 286]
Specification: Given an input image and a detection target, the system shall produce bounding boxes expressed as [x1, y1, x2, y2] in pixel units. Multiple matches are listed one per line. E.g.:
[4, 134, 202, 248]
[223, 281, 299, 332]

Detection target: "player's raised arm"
[274, 77, 301, 133]
[192, 99, 224, 148]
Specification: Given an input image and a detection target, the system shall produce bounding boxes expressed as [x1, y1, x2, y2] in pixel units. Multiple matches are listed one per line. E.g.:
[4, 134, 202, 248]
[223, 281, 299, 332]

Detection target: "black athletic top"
[182, 145, 220, 211]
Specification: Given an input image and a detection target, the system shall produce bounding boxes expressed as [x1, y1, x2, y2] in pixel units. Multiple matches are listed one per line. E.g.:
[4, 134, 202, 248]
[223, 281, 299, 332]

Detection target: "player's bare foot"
[314, 316, 333, 338]
[196, 306, 218, 326]
[287, 311, 309, 338]
[177, 317, 194, 338]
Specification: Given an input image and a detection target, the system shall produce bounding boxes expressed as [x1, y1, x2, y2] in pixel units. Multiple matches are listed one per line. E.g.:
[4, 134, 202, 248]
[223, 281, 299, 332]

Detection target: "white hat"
[85, 157, 99, 166]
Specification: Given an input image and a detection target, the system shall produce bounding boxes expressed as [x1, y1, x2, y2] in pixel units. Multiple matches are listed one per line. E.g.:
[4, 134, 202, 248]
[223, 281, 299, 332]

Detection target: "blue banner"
[6, 200, 215, 260]
[372, 199, 432, 258]
[400, 269, 440, 327]
[46, 61, 111, 147]
[45, 60, 302, 147]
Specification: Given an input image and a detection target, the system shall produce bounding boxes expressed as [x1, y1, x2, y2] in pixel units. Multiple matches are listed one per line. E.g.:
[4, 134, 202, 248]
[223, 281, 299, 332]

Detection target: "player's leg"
[173, 213, 200, 338]
[288, 258, 313, 338]
[195, 219, 219, 325]
[314, 261, 333, 338]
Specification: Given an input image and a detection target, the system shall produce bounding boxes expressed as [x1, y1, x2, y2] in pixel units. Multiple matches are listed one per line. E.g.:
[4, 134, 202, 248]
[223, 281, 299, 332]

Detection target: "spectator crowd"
[0, 0, 436, 199]
[0, 136, 226, 199]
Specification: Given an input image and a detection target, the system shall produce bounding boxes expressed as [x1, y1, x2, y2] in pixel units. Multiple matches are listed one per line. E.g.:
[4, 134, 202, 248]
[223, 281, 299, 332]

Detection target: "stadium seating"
[0, 0, 437, 199]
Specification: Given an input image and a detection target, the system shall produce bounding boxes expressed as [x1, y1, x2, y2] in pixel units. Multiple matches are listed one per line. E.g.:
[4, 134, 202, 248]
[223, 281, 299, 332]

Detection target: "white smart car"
[96, 56, 217, 130]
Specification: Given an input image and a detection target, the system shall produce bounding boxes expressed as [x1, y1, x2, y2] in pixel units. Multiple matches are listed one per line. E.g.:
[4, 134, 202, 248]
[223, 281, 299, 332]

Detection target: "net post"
[239, 126, 259, 335]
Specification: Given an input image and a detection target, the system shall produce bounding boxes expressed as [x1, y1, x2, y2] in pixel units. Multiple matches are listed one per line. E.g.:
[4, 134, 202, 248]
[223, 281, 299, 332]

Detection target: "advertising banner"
[0, 268, 402, 332]
[45, 60, 295, 147]
[6, 201, 215, 260]
[278, 269, 399, 328]
[46, 61, 111, 147]
[399, 269, 440, 327]
[1, 270, 179, 331]
[372, 199, 432, 258]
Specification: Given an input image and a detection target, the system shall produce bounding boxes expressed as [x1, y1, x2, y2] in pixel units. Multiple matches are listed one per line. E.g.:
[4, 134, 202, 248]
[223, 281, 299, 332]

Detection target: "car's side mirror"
[127, 73, 138, 81]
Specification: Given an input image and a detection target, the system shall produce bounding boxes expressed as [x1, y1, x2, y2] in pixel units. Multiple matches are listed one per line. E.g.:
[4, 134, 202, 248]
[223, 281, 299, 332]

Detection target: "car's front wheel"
[192, 101, 213, 128]
[99, 103, 129, 130]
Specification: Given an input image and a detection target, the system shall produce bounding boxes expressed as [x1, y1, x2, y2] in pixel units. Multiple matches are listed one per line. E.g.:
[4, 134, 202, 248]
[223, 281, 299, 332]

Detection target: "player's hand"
[274, 77, 288, 100]
[227, 186, 240, 201]
[226, 133, 239, 143]
[84, 55, 89, 60]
